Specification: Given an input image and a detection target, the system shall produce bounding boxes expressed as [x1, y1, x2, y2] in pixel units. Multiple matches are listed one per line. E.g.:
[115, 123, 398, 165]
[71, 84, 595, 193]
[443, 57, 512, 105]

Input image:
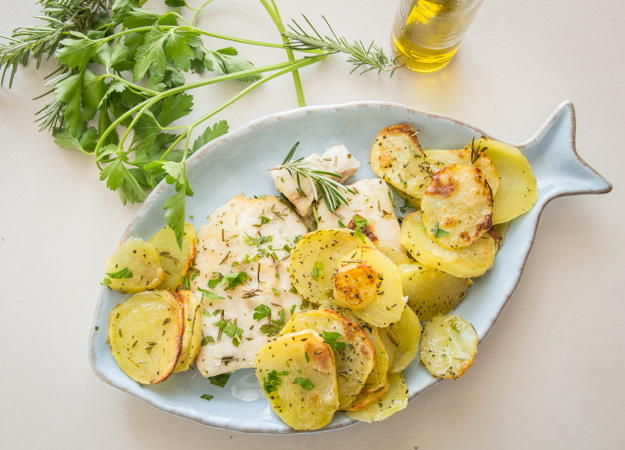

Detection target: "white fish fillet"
[271, 145, 360, 217]
[192, 195, 307, 377]
[316, 178, 405, 258]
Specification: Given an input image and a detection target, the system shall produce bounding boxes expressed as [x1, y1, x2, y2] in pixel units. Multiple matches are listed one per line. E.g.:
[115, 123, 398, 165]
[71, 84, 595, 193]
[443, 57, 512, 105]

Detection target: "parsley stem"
[259, 0, 306, 107]
[95, 55, 330, 155]
[100, 73, 159, 96]
[100, 25, 287, 50]
[192, 0, 215, 26]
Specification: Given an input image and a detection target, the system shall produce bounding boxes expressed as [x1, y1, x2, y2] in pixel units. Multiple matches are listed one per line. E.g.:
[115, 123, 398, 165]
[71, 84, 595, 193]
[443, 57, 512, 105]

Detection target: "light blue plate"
[89, 101, 611, 434]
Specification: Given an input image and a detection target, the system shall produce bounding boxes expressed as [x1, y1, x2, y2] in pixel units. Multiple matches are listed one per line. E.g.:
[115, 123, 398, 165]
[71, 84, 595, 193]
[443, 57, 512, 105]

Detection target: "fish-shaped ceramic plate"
[89, 101, 611, 434]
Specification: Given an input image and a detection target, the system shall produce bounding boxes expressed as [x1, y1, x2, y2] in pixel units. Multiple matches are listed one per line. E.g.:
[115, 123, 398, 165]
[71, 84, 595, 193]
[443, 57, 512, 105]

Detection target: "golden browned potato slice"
[280, 309, 375, 409]
[425, 148, 500, 196]
[346, 372, 408, 423]
[150, 223, 197, 290]
[370, 123, 432, 200]
[386, 306, 421, 372]
[108, 290, 183, 384]
[104, 238, 165, 293]
[470, 138, 538, 224]
[173, 290, 201, 373]
[420, 314, 478, 379]
[255, 330, 339, 431]
[421, 164, 493, 249]
[399, 263, 471, 321]
[334, 247, 404, 327]
[332, 259, 378, 310]
[289, 229, 373, 304]
[345, 383, 389, 411]
[400, 212, 498, 278]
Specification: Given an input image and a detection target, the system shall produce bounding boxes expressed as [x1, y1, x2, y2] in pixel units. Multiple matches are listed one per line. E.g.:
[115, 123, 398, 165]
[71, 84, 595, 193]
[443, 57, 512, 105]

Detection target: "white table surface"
[1, 1, 624, 449]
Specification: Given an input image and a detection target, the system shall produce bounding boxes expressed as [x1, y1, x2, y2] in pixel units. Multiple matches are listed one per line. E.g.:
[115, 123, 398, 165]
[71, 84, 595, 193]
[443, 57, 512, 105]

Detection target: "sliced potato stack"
[255, 330, 340, 431]
[401, 212, 498, 278]
[288, 229, 373, 305]
[346, 372, 408, 423]
[108, 289, 204, 383]
[279, 309, 375, 408]
[150, 223, 197, 290]
[104, 238, 165, 293]
[333, 246, 404, 327]
[108, 291, 184, 384]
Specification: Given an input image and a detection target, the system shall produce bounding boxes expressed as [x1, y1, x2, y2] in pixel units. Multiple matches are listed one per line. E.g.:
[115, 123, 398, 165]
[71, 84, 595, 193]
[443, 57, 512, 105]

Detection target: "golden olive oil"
[392, 0, 484, 73]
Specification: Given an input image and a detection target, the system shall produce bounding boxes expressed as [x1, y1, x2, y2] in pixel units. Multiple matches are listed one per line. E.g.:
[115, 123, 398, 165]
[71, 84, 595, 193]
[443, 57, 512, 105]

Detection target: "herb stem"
[192, 0, 215, 26]
[259, 0, 306, 106]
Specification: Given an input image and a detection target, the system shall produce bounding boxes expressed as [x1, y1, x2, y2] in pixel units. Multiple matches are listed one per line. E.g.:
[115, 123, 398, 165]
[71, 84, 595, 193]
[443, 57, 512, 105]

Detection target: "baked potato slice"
[280, 309, 375, 409]
[421, 164, 493, 249]
[346, 372, 408, 423]
[387, 306, 421, 372]
[173, 290, 201, 373]
[289, 229, 372, 304]
[345, 383, 389, 411]
[104, 238, 165, 293]
[370, 123, 432, 200]
[361, 326, 389, 394]
[150, 223, 197, 290]
[400, 212, 498, 278]
[425, 148, 500, 196]
[108, 290, 183, 384]
[378, 327, 397, 369]
[420, 314, 478, 379]
[399, 263, 471, 321]
[469, 138, 537, 224]
[334, 246, 404, 327]
[255, 330, 339, 431]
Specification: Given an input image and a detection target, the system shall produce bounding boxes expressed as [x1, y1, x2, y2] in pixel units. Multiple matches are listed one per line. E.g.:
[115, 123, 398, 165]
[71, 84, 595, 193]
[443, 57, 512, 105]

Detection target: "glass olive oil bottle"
[392, 0, 485, 73]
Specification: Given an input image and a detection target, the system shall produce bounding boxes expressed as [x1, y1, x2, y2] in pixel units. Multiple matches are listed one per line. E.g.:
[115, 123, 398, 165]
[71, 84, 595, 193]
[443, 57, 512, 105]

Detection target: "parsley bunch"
[1, 0, 398, 246]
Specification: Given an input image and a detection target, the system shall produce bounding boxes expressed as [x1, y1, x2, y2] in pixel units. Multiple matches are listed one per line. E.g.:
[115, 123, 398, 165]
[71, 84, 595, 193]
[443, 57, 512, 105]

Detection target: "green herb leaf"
[352, 214, 369, 242]
[216, 319, 243, 346]
[263, 370, 289, 393]
[224, 271, 248, 290]
[106, 267, 133, 279]
[208, 274, 223, 288]
[322, 331, 347, 351]
[56, 32, 102, 69]
[198, 288, 224, 300]
[200, 394, 214, 401]
[209, 373, 231, 387]
[311, 261, 324, 281]
[201, 336, 214, 346]
[260, 309, 286, 337]
[433, 222, 450, 238]
[192, 120, 229, 151]
[165, 0, 187, 7]
[253, 304, 271, 321]
[294, 377, 315, 390]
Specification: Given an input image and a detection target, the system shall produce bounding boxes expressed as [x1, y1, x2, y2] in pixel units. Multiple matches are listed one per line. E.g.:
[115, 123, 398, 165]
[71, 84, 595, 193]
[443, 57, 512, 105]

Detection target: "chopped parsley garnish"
[322, 331, 347, 351]
[253, 304, 271, 321]
[106, 267, 133, 279]
[216, 319, 243, 346]
[337, 219, 347, 228]
[198, 287, 224, 300]
[432, 222, 450, 238]
[224, 271, 248, 290]
[294, 377, 315, 390]
[263, 370, 289, 393]
[254, 215, 271, 227]
[244, 235, 273, 246]
[260, 309, 286, 337]
[311, 261, 324, 280]
[180, 267, 199, 289]
[300, 299, 310, 309]
[352, 214, 369, 242]
[304, 352, 310, 362]
[200, 394, 214, 401]
[201, 336, 214, 346]
[209, 373, 231, 387]
[202, 309, 221, 317]
[208, 274, 223, 288]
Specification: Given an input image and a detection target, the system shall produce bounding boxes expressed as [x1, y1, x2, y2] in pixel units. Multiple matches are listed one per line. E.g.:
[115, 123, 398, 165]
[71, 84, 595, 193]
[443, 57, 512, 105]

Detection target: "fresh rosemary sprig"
[286, 15, 400, 75]
[0, 0, 116, 87]
[274, 142, 355, 212]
